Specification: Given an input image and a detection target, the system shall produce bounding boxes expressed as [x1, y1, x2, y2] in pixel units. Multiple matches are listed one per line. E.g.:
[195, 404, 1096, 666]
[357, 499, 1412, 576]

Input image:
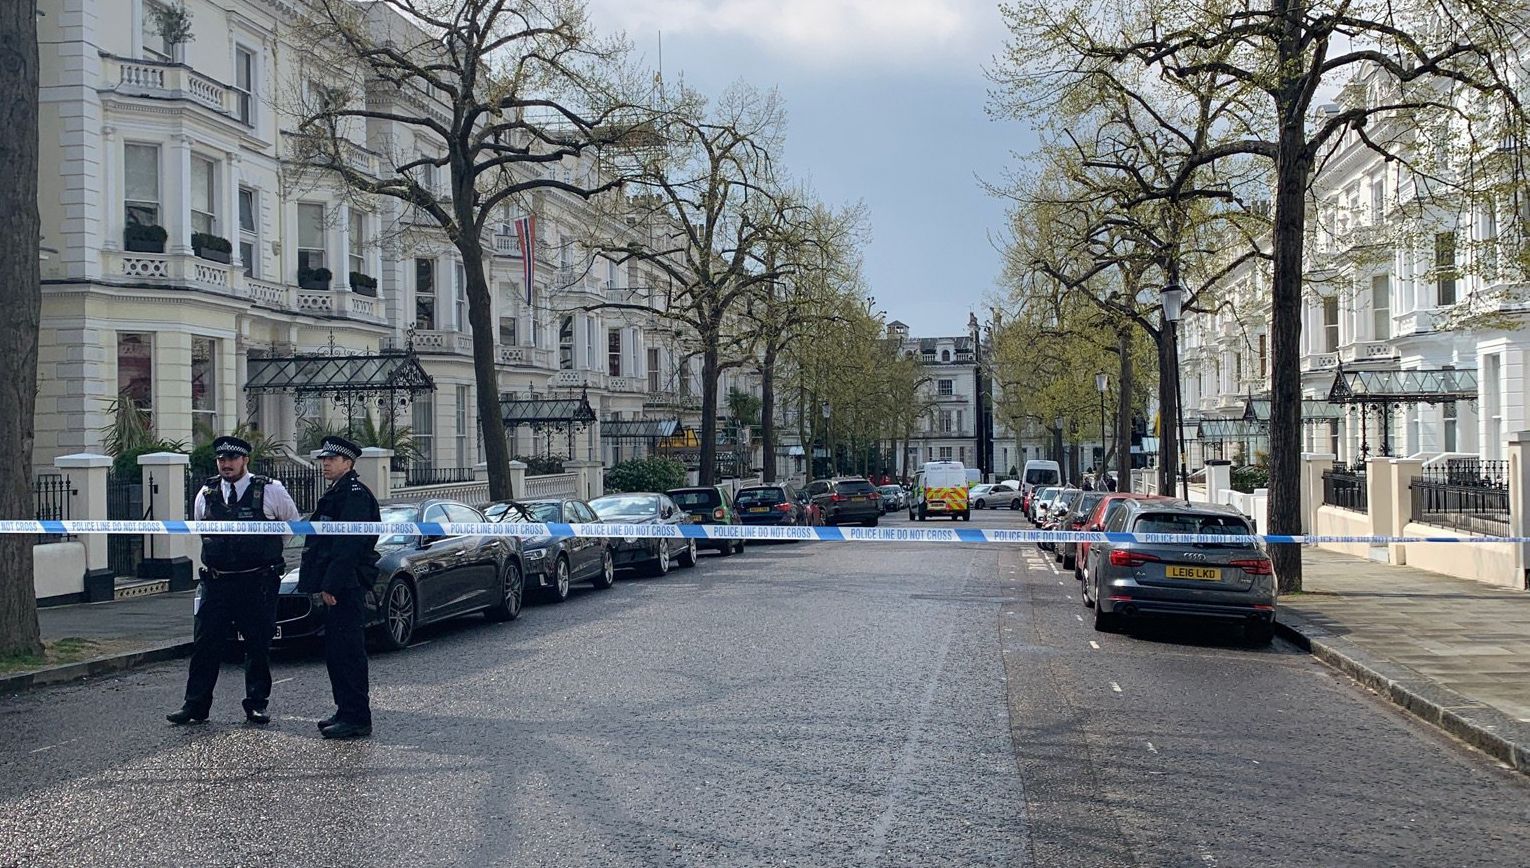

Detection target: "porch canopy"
[1327, 367, 1478, 405]
[600, 419, 679, 440]
[244, 349, 435, 397]
[1198, 418, 1265, 440]
[1241, 393, 1346, 425]
[500, 393, 597, 426]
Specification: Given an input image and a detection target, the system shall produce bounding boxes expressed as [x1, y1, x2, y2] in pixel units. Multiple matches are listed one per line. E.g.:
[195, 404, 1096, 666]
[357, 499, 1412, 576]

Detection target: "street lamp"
[1095, 372, 1108, 480]
[1053, 414, 1065, 478]
[821, 400, 832, 476]
[1161, 284, 1190, 499]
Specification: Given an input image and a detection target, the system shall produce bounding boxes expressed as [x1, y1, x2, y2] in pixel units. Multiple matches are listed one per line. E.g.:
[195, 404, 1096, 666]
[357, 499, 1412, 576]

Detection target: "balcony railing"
[1302, 352, 1340, 371]
[413, 329, 474, 355]
[1339, 340, 1397, 364]
[104, 54, 230, 116]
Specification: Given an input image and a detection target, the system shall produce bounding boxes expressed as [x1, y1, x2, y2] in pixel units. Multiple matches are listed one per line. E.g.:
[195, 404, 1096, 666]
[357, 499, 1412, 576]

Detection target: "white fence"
[390, 472, 579, 507]
[524, 473, 579, 499]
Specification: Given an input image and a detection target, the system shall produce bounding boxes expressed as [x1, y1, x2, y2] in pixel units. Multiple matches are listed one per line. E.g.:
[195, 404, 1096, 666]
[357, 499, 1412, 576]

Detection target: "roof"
[600, 419, 679, 439]
[244, 350, 435, 395]
[1198, 418, 1266, 440]
[1327, 367, 1478, 404]
[500, 393, 597, 425]
[1241, 393, 1346, 422]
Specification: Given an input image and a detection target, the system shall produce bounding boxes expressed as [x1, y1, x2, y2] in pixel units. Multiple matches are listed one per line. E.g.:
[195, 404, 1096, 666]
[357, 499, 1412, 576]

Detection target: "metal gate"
[107, 469, 144, 578]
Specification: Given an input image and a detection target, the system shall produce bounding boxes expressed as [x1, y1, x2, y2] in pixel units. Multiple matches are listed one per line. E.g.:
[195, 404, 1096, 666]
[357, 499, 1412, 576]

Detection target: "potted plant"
[123, 223, 168, 253]
[297, 266, 332, 290]
[191, 232, 232, 263]
[349, 271, 378, 296]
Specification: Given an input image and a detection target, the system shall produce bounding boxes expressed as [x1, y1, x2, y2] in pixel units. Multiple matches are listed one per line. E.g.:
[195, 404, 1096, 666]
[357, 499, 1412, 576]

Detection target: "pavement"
[4, 512, 1530, 865]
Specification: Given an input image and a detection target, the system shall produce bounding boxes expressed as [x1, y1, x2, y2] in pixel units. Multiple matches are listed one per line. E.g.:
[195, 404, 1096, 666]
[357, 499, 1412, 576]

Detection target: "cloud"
[588, 0, 994, 68]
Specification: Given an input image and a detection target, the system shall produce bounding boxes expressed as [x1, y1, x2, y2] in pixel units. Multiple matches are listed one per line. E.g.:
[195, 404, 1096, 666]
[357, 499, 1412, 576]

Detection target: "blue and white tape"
[2, 519, 1525, 546]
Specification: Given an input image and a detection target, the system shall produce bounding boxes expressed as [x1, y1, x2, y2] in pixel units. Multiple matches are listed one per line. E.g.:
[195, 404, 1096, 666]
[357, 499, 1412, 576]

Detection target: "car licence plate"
[749, 507, 770, 513]
[1165, 566, 1221, 581]
[851, 496, 865, 501]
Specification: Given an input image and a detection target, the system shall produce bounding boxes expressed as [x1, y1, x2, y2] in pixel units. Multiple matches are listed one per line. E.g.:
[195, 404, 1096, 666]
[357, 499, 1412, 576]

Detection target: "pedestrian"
[1104, 473, 1118, 492]
[167, 435, 301, 726]
[299, 436, 381, 739]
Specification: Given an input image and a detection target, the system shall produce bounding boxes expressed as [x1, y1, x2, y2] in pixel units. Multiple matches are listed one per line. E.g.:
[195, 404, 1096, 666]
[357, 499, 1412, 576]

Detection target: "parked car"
[876, 484, 906, 513]
[485, 498, 614, 602]
[908, 461, 969, 521]
[667, 486, 747, 555]
[1038, 488, 1082, 551]
[1027, 486, 1062, 523]
[270, 499, 524, 651]
[796, 488, 825, 526]
[808, 477, 883, 526]
[971, 482, 1021, 510]
[1055, 490, 1108, 570]
[588, 492, 699, 576]
[1086, 500, 1275, 644]
[735, 484, 810, 531]
[1075, 493, 1162, 583]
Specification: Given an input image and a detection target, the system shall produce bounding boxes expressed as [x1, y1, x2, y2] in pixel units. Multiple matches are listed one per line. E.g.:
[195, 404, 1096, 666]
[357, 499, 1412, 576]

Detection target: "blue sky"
[588, 0, 1034, 338]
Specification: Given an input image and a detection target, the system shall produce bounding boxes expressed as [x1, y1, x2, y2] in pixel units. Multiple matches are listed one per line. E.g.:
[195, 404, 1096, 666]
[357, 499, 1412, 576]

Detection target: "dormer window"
[941, 350, 950, 362]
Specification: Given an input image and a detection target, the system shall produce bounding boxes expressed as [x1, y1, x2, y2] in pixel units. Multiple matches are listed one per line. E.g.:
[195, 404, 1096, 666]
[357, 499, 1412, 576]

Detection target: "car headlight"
[524, 548, 547, 560]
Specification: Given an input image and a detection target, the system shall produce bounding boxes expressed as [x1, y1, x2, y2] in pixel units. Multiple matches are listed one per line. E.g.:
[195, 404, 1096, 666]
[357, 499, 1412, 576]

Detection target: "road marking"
[1088, 641, 1100, 650]
[30, 737, 78, 754]
[411, 640, 432, 648]
[1076, 614, 1084, 622]
[1057, 580, 1064, 585]
[273, 677, 294, 685]
[1110, 681, 1122, 693]
[1146, 741, 1158, 754]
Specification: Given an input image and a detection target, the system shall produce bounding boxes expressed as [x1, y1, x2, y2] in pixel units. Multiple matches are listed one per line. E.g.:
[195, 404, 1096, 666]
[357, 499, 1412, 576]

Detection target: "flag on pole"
[514, 214, 536, 305]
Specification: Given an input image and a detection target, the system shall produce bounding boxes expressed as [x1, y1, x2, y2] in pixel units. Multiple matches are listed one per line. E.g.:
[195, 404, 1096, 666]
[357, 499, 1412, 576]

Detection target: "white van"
[909, 461, 971, 521]
[1021, 460, 1062, 498]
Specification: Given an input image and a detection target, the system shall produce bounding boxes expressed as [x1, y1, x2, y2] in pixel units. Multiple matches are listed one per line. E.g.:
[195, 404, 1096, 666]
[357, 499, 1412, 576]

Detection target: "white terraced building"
[32, 0, 751, 477]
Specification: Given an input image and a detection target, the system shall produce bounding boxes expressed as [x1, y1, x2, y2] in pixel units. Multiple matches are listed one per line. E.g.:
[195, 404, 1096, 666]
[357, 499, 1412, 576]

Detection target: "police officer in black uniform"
[167, 436, 301, 725]
[299, 436, 381, 739]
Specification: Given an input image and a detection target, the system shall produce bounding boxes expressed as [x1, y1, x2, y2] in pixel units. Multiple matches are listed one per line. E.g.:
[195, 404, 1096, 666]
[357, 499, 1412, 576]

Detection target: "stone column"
[1205, 459, 1232, 505]
[1508, 432, 1530, 586]
[1387, 457, 1424, 565]
[566, 459, 603, 501]
[509, 460, 527, 499]
[102, 126, 121, 252]
[225, 151, 242, 272]
[168, 134, 194, 255]
[55, 453, 115, 601]
[338, 203, 353, 290]
[138, 451, 194, 589]
[1365, 456, 1394, 562]
[355, 447, 394, 500]
[1300, 452, 1336, 534]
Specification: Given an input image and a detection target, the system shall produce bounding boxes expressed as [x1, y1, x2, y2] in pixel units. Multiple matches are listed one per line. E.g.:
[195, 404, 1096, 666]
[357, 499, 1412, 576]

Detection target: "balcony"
[1302, 352, 1340, 371]
[281, 131, 380, 177]
[1339, 340, 1397, 364]
[101, 251, 385, 325]
[102, 54, 231, 117]
[548, 369, 605, 390]
[413, 329, 474, 355]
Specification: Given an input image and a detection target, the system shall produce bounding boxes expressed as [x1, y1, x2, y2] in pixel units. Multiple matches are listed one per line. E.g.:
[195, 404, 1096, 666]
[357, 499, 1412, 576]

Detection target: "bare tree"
[290, 0, 652, 501]
[0, 0, 41, 656]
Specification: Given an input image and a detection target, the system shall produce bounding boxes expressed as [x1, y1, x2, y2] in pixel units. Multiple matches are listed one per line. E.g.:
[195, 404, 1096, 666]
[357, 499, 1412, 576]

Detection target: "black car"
[666, 486, 747, 555]
[735, 484, 809, 530]
[485, 498, 614, 602]
[588, 492, 699, 576]
[269, 499, 524, 651]
[809, 477, 882, 527]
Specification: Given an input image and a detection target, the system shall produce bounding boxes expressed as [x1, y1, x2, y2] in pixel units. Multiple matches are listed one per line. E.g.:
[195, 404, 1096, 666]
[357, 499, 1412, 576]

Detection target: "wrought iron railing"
[1412, 459, 1510, 535]
[107, 470, 144, 578]
[33, 473, 74, 543]
[405, 465, 476, 487]
[1321, 464, 1367, 512]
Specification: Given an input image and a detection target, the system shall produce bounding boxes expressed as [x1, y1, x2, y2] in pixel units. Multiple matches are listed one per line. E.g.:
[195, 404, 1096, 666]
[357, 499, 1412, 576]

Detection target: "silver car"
[1085, 501, 1276, 645]
[1028, 486, 1062, 524]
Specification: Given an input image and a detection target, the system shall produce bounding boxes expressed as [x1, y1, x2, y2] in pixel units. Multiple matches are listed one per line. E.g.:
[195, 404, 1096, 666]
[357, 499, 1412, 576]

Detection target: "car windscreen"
[590, 495, 658, 519]
[1036, 487, 1059, 502]
[377, 505, 422, 547]
[670, 490, 722, 509]
[1026, 468, 1060, 485]
[1058, 490, 1083, 509]
[736, 487, 786, 506]
[835, 480, 876, 494]
[1077, 492, 1107, 516]
[522, 502, 562, 522]
[1131, 512, 1254, 546]
[878, 486, 901, 496]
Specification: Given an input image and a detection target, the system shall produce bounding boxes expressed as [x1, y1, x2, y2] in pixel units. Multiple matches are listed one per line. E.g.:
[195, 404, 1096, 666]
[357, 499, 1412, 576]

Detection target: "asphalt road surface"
[3, 509, 1530, 866]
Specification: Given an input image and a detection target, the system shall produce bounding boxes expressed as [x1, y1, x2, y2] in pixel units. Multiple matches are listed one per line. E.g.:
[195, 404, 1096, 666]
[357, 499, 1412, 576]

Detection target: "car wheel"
[1062, 553, 1075, 570]
[1081, 574, 1095, 608]
[864, 517, 878, 527]
[917, 506, 927, 522]
[719, 536, 735, 555]
[547, 556, 572, 602]
[678, 538, 699, 568]
[375, 577, 416, 651]
[1093, 594, 1119, 633]
[907, 508, 915, 521]
[485, 561, 524, 622]
[647, 540, 672, 577]
[591, 548, 616, 589]
[1245, 620, 1275, 646]
[1010, 499, 1021, 510]
[734, 539, 746, 554]
[974, 499, 985, 510]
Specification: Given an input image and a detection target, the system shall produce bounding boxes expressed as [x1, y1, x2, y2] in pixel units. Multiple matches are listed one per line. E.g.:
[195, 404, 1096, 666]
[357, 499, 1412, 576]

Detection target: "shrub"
[1231, 465, 1270, 493]
[603, 457, 687, 494]
[512, 454, 565, 475]
[349, 271, 378, 292]
[123, 223, 168, 245]
[190, 232, 232, 253]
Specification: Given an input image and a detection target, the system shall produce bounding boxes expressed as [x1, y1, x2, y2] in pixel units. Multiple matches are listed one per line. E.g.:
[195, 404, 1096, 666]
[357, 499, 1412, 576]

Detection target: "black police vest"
[201, 476, 285, 571]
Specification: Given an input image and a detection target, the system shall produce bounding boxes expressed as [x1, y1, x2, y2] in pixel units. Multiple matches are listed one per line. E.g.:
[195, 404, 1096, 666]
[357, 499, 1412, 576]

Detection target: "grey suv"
[809, 477, 882, 527]
[1085, 500, 1276, 644]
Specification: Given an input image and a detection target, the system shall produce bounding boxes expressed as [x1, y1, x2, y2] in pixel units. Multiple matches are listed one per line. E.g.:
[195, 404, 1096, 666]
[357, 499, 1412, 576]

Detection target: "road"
[3, 508, 1530, 866]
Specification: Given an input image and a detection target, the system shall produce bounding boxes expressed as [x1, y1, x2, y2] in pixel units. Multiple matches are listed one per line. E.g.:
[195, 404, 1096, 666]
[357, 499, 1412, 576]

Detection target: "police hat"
[212, 435, 253, 458]
[316, 436, 361, 461]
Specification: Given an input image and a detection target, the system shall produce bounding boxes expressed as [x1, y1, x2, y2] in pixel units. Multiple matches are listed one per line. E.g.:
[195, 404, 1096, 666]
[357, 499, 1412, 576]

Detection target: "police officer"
[167, 436, 301, 726]
[299, 436, 381, 739]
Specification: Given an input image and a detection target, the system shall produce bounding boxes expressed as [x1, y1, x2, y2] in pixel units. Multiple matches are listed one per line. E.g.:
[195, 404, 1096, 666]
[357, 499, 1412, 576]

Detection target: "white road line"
[1076, 614, 1084, 622]
[1110, 681, 1123, 693]
[1146, 742, 1158, 754]
[1088, 641, 1100, 650]
[1057, 580, 1064, 586]
[273, 677, 294, 685]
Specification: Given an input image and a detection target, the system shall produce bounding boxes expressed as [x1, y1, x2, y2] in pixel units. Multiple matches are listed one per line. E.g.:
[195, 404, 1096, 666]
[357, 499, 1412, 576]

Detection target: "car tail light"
[1109, 550, 1162, 568]
[775, 502, 794, 512]
[1070, 518, 1085, 529]
[713, 507, 726, 520]
[1229, 558, 1274, 575]
[869, 491, 880, 500]
[830, 493, 844, 503]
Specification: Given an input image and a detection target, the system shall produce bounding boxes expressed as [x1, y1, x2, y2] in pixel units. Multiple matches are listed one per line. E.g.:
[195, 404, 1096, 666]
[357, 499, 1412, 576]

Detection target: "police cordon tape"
[0, 519, 1524, 546]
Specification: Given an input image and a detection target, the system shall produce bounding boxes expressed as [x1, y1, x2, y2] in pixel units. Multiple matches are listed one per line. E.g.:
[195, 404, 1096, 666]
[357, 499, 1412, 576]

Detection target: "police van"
[909, 461, 971, 521]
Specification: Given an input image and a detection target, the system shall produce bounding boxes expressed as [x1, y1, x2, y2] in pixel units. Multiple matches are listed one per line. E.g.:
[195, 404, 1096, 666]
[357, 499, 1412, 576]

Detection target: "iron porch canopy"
[244, 350, 435, 395]
[1327, 367, 1478, 404]
[600, 419, 679, 439]
[500, 393, 597, 425]
[1198, 418, 1265, 440]
[1241, 394, 1346, 424]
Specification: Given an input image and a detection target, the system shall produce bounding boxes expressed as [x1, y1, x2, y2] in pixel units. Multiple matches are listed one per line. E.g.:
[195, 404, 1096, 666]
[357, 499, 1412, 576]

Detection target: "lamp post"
[1052, 414, 1065, 480]
[1095, 372, 1108, 479]
[821, 400, 831, 476]
[1160, 283, 1190, 499]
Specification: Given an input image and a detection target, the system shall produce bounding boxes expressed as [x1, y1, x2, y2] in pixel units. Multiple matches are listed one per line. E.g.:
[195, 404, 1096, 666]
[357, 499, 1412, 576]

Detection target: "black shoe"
[320, 721, 372, 739]
[245, 709, 271, 726]
[166, 708, 208, 725]
[316, 714, 339, 730]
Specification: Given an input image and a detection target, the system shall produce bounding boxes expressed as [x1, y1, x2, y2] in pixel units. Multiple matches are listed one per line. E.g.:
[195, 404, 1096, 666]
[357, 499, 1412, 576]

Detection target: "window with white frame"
[238, 187, 258, 277]
[608, 328, 622, 376]
[559, 316, 574, 370]
[297, 203, 326, 271]
[1322, 296, 1340, 352]
[1443, 401, 1458, 452]
[412, 393, 434, 466]
[124, 143, 160, 228]
[938, 446, 953, 460]
[1370, 176, 1385, 223]
[1481, 199, 1499, 278]
[1371, 274, 1390, 339]
[190, 156, 217, 236]
[141, 1, 173, 60]
[1435, 231, 1457, 306]
[453, 261, 466, 331]
[349, 213, 366, 276]
[940, 411, 953, 433]
[455, 385, 470, 465]
[647, 348, 660, 392]
[233, 46, 256, 126]
[415, 258, 436, 329]
[937, 379, 953, 396]
[191, 337, 217, 438]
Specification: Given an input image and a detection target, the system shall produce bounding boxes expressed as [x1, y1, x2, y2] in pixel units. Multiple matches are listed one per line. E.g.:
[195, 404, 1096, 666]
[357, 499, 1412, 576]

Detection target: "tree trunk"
[1156, 330, 1179, 497]
[0, 0, 42, 656]
[457, 234, 514, 501]
[760, 347, 778, 482]
[699, 338, 720, 485]
[1268, 128, 1312, 593]
[1116, 326, 1132, 489]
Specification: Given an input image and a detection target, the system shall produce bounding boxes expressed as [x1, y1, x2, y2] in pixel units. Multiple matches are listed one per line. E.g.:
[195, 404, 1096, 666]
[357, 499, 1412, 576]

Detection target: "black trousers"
[324, 586, 371, 726]
[184, 568, 279, 715]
